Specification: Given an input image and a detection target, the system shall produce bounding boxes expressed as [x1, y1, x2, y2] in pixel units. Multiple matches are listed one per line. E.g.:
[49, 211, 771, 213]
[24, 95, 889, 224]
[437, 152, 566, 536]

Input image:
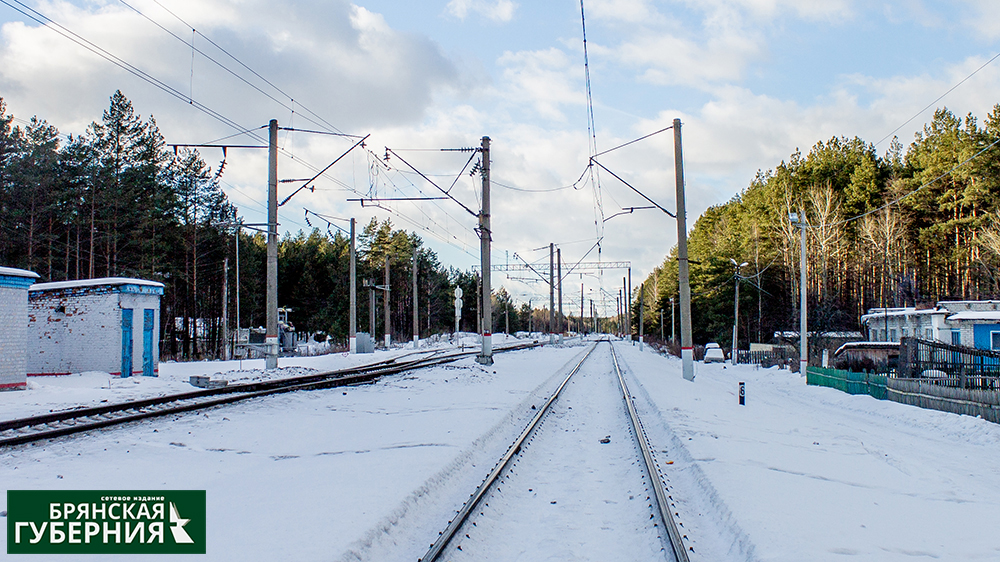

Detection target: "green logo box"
[7, 490, 205, 554]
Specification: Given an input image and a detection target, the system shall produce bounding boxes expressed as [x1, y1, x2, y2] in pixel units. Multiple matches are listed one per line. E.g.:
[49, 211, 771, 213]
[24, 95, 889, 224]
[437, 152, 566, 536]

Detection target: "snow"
[0, 266, 39, 279]
[441, 343, 666, 561]
[0, 333, 532, 420]
[2, 336, 999, 561]
[29, 277, 164, 291]
[615, 342, 1000, 561]
[944, 310, 1000, 321]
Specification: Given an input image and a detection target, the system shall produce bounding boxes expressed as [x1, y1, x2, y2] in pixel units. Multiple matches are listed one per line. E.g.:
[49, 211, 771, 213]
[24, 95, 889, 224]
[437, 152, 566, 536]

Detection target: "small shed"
[0, 266, 40, 390]
[28, 277, 164, 377]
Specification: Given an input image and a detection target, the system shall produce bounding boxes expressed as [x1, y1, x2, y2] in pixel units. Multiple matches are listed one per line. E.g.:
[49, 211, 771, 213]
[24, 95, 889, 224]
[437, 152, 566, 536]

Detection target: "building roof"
[945, 310, 1000, 321]
[834, 341, 900, 357]
[30, 277, 165, 291]
[860, 307, 947, 324]
[774, 331, 863, 339]
[0, 266, 40, 279]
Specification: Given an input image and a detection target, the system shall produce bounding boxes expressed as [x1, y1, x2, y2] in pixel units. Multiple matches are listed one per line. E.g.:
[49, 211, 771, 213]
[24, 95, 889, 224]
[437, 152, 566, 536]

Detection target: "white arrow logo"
[169, 502, 194, 544]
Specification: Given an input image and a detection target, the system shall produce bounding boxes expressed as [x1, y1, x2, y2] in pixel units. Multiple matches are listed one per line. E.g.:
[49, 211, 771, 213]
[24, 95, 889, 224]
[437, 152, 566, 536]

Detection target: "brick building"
[0, 266, 40, 390]
[28, 277, 164, 377]
[862, 300, 1000, 350]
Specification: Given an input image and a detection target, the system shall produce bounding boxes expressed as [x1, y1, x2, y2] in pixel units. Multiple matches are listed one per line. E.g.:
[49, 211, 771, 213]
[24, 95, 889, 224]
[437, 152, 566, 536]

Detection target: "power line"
[874, 49, 1000, 148]
[824, 135, 1000, 228]
[144, 0, 347, 136]
[0, 0, 256, 138]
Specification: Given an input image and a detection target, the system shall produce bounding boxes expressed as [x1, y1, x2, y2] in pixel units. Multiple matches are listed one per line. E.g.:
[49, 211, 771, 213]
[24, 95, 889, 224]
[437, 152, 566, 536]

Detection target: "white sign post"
[454, 287, 463, 335]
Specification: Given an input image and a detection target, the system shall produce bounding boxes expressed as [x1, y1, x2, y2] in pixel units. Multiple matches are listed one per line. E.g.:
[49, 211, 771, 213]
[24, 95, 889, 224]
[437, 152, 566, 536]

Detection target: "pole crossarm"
[589, 158, 675, 218]
[383, 147, 480, 218]
[278, 134, 369, 207]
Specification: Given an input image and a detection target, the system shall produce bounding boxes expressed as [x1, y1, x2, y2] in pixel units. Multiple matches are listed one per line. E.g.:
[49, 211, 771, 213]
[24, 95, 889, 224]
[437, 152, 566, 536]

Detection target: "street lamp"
[730, 259, 748, 366]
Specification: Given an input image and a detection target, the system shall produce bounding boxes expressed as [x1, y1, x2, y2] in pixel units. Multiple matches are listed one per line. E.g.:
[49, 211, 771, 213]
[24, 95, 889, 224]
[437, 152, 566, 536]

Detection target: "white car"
[703, 342, 725, 363]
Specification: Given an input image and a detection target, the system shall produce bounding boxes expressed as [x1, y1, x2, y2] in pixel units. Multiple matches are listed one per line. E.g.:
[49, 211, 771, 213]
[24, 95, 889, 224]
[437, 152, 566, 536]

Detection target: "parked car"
[704, 342, 725, 363]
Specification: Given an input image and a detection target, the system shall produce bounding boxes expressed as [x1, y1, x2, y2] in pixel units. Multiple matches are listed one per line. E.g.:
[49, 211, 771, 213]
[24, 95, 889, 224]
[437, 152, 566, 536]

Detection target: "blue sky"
[2, 0, 999, 310]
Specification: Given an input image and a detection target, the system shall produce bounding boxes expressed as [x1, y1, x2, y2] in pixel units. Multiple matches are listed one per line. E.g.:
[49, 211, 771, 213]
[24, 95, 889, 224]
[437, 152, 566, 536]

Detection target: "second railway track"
[421, 340, 689, 562]
[0, 342, 539, 448]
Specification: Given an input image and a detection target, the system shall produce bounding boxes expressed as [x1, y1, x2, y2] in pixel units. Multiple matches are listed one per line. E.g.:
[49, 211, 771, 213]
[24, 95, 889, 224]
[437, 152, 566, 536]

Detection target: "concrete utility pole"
[580, 283, 584, 336]
[368, 280, 375, 336]
[617, 291, 622, 337]
[639, 282, 645, 350]
[349, 218, 357, 353]
[628, 268, 632, 341]
[590, 299, 595, 335]
[674, 118, 694, 381]
[790, 211, 808, 375]
[557, 247, 563, 343]
[549, 243, 555, 345]
[265, 119, 279, 370]
[412, 243, 419, 349]
[384, 257, 391, 348]
[477, 136, 494, 365]
[235, 231, 240, 341]
[222, 257, 229, 360]
[670, 296, 675, 343]
[476, 273, 481, 336]
[731, 259, 748, 366]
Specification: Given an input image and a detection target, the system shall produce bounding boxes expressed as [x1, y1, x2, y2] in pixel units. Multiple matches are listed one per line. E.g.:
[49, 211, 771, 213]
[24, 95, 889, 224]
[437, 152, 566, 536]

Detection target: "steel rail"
[419, 341, 600, 562]
[0, 342, 539, 448]
[611, 343, 690, 562]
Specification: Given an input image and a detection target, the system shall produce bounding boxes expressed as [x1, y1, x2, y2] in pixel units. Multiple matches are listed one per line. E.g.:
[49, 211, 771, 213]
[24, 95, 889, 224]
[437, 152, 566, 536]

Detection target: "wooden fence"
[887, 379, 1000, 423]
[806, 367, 1000, 424]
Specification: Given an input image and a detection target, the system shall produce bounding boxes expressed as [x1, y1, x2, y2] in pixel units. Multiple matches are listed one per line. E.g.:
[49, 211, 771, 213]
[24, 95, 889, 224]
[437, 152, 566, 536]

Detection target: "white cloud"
[445, 0, 518, 23]
[957, 0, 1000, 40]
[0, 0, 458, 137]
[496, 48, 584, 121]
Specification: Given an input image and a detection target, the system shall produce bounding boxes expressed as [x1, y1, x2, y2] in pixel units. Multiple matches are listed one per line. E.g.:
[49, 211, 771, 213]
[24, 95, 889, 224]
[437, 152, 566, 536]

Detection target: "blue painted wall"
[972, 324, 1000, 350]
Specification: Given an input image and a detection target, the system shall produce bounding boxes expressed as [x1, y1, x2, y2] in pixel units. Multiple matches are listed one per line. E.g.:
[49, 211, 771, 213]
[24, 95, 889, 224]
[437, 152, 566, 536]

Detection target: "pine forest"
[5, 92, 1000, 359]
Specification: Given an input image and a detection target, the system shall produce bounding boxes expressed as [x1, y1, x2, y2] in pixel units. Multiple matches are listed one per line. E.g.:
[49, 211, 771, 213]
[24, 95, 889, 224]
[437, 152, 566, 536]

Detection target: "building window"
[880, 329, 887, 342]
[889, 329, 898, 342]
[991, 332, 1000, 351]
[901, 327, 908, 338]
[925, 328, 933, 339]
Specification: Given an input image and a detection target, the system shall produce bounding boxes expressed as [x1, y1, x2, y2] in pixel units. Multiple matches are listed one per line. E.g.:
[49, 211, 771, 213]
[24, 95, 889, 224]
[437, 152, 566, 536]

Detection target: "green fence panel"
[807, 367, 887, 400]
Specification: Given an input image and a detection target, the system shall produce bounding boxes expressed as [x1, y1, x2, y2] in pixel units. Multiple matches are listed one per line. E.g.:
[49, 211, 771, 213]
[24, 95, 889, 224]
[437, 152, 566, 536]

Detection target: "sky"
[2, 0, 1000, 313]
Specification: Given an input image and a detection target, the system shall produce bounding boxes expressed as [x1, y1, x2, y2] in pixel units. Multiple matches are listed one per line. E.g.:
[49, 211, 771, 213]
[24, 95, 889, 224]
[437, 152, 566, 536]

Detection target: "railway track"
[420, 340, 690, 562]
[0, 342, 539, 448]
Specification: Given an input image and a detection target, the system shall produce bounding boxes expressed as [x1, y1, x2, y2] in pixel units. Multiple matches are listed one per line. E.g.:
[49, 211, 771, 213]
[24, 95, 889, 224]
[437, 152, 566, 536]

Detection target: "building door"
[143, 309, 155, 377]
[121, 308, 133, 378]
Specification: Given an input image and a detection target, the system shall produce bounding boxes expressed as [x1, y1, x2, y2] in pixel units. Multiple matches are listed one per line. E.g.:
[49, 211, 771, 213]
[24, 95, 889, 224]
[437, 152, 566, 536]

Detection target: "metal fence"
[736, 348, 789, 367]
[898, 337, 1000, 390]
[806, 367, 888, 400]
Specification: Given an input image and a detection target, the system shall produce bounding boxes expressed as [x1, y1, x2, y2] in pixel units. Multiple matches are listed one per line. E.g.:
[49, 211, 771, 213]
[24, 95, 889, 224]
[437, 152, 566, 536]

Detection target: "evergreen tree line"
[0, 92, 542, 360]
[635, 105, 1000, 353]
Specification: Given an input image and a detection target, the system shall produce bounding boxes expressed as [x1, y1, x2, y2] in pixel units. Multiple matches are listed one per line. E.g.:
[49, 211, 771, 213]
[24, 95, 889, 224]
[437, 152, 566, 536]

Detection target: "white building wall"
[28, 292, 121, 375]
[0, 286, 30, 390]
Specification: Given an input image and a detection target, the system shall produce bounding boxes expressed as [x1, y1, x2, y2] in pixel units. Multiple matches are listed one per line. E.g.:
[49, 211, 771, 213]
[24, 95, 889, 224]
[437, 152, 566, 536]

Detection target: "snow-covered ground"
[0, 338, 586, 561]
[0, 332, 531, 420]
[615, 341, 1000, 561]
[442, 343, 666, 561]
[2, 336, 999, 561]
